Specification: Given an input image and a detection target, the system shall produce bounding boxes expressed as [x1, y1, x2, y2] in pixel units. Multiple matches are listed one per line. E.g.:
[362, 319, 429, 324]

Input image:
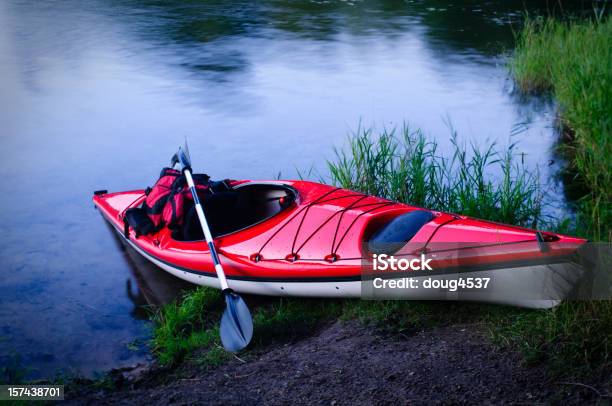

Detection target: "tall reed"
[327, 125, 543, 228]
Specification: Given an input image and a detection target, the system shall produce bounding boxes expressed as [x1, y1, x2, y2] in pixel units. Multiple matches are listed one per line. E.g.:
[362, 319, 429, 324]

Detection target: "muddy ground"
[67, 321, 610, 405]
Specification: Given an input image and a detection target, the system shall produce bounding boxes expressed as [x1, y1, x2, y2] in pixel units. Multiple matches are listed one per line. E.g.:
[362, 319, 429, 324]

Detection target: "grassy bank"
[153, 126, 609, 381]
[153, 287, 345, 366]
[510, 15, 611, 241]
[501, 14, 612, 379]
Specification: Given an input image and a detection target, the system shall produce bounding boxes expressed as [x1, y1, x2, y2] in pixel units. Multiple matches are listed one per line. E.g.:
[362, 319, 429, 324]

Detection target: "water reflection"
[106, 223, 193, 314]
[105, 0, 586, 77]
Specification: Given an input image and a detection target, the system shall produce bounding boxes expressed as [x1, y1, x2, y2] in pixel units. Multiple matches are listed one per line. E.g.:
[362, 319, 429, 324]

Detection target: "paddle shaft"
[182, 169, 230, 291]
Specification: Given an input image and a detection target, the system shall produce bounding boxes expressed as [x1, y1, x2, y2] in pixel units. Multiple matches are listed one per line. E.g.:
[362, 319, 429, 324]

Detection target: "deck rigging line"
[255, 188, 394, 262]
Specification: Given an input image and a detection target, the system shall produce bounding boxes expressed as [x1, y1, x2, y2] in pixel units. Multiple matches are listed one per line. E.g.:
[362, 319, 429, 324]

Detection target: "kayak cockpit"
[366, 210, 435, 254]
[178, 182, 297, 240]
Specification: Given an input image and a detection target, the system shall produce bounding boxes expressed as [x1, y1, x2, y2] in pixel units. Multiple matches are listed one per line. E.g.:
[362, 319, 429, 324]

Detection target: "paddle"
[172, 144, 253, 352]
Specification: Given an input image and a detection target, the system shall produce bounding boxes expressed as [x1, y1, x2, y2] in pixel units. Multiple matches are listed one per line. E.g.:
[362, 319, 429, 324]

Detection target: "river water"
[0, 1, 583, 379]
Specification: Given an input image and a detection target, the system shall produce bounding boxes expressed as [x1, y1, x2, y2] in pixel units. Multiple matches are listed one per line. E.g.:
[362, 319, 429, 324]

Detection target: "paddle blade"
[220, 292, 253, 352]
[177, 145, 192, 169]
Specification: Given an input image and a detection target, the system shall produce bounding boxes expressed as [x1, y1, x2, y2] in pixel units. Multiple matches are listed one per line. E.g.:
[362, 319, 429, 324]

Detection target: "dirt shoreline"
[66, 321, 609, 405]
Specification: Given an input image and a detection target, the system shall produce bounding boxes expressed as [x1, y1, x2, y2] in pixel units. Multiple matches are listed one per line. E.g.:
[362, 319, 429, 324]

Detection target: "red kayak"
[94, 180, 586, 308]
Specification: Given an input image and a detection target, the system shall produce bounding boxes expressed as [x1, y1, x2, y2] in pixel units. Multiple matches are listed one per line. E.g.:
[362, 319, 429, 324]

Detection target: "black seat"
[180, 183, 296, 241]
[182, 191, 241, 240]
[368, 210, 434, 255]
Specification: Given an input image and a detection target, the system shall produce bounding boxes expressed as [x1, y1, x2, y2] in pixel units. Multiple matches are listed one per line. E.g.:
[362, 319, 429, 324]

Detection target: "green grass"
[328, 125, 543, 228]
[252, 299, 343, 345]
[510, 15, 611, 241]
[489, 301, 612, 377]
[152, 288, 344, 366]
[152, 287, 225, 366]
